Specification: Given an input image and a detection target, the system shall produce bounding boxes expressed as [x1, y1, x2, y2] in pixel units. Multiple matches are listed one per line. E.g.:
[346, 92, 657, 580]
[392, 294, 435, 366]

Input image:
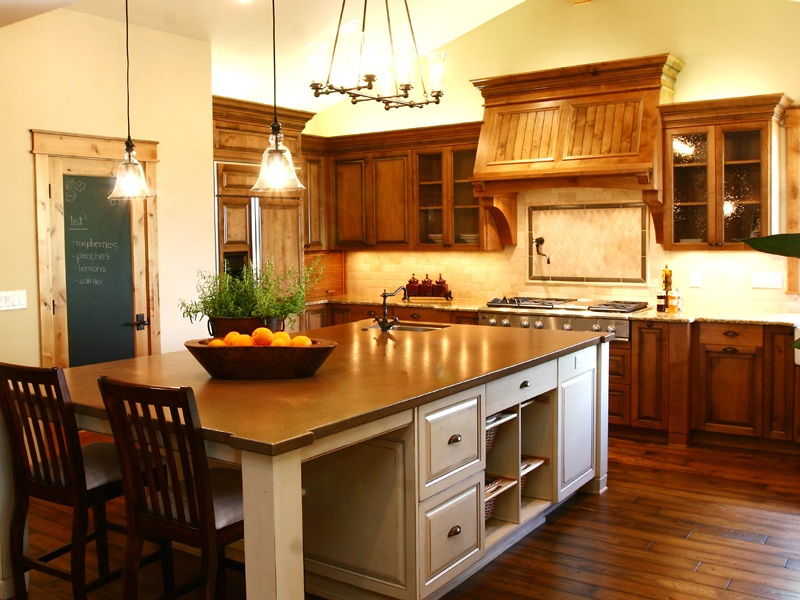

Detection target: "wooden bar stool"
[0, 362, 129, 600]
[97, 376, 244, 600]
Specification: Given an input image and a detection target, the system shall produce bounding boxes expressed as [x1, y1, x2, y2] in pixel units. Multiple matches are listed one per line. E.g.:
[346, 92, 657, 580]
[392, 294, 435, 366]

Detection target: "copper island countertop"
[64, 321, 610, 457]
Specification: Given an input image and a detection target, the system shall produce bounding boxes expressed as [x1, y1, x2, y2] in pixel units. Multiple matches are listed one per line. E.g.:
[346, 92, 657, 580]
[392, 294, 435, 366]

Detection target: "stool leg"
[70, 502, 89, 600]
[200, 544, 218, 600]
[10, 494, 29, 600]
[92, 502, 110, 576]
[215, 546, 227, 600]
[123, 530, 144, 600]
[159, 539, 174, 593]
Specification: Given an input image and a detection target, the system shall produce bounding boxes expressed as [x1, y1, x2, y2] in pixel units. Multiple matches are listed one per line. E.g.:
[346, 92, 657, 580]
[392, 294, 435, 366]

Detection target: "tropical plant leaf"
[738, 233, 800, 258]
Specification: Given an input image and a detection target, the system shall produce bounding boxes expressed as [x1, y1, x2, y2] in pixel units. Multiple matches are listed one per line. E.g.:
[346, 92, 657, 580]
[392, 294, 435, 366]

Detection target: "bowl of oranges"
[185, 327, 337, 379]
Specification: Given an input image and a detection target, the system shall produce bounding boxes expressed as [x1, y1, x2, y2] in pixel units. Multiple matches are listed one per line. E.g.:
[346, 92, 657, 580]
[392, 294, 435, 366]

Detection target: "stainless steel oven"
[477, 297, 648, 342]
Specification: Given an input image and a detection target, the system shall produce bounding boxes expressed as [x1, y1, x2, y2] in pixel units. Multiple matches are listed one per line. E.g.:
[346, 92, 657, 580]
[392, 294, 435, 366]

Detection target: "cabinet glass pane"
[673, 204, 708, 244]
[454, 207, 479, 244]
[723, 203, 761, 242]
[724, 130, 760, 162]
[452, 150, 476, 181]
[453, 181, 477, 207]
[671, 132, 709, 245]
[419, 184, 443, 209]
[419, 208, 443, 244]
[418, 154, 443, 183]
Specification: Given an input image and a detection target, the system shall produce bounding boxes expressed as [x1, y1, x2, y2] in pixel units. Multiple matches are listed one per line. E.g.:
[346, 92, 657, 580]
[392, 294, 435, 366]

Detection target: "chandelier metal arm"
[326, 0, 348, 87]
[403, 0, 427, 97]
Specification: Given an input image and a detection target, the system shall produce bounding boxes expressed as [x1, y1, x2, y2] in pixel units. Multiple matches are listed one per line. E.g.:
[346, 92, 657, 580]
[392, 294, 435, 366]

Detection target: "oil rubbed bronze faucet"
[375, 286, 408, 332]
[534, 237, 551, 264]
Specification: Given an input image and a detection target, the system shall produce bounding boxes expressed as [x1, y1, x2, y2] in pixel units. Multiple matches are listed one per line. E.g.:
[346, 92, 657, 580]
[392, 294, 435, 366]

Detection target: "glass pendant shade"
[108, 146, 153, 200]
[428, 52, 446, 93]
[395, 43, 415, 86]
[251, 134, 305, 193]
[308, 42, 328, 85]
[360, 31, 381, 80]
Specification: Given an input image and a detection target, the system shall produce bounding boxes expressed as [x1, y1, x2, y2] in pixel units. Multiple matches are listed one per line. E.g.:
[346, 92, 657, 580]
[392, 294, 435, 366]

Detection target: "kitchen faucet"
[375, 286, 408, 332]
[534, 237, 551, 264]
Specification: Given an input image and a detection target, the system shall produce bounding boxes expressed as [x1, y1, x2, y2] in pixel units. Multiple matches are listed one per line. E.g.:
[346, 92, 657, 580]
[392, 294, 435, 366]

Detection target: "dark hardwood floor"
[21, 437, 800, 599]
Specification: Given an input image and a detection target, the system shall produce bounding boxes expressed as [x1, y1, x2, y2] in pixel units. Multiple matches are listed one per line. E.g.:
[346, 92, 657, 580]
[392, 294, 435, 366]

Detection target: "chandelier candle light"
[251, 0, 305, 193]
[308, 0, 445, 110]
[108, 0, 153, 201]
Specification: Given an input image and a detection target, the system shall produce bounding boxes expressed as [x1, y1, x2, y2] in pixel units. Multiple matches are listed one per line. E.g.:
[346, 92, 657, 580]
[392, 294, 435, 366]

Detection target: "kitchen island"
[0, 321, 610, 600]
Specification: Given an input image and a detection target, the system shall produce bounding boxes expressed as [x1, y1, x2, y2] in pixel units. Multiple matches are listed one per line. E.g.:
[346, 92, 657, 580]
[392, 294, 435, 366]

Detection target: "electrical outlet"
[575, 355, 584, 369]
[751, 272, 783, 289]
[0, 291, 27, 311]
[690, 271, 702, 288]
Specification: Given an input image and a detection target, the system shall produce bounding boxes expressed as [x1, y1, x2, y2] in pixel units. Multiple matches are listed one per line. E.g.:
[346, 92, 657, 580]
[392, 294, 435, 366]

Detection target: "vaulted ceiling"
[2, 0, 527, 113]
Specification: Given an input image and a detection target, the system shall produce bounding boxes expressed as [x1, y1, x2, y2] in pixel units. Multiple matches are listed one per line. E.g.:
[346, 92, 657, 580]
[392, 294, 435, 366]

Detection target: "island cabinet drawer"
[418, 471, 484, 596]
[699, 323, 763, 347]
[485, 361, 557, 415]
[417, 386, 484, 501]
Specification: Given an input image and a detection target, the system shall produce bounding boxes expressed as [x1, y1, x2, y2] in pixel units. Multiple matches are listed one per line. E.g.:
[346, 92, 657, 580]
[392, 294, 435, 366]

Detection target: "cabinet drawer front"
[486, 361, 557, 415]
[418, 387, 483, 499]
[392, 306, 442, 322]
[699, 323, 763, 347]
[419, 472, 483, 591]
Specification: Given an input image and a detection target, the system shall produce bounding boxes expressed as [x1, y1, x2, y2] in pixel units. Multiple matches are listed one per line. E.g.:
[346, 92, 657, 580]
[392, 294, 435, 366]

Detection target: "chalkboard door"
[62, 175, 135, 366]
[33, 130, 160, 368]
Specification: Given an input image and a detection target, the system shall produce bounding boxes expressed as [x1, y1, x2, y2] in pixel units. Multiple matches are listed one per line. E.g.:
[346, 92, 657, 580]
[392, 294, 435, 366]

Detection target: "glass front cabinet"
[661, 95, 790, 251]
[415, 146, 479, 249]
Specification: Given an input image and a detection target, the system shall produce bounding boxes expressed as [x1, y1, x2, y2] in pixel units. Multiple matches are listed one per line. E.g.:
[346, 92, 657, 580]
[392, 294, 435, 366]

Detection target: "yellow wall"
[0, 9, 216, 366]
[306, 0, 800, 136]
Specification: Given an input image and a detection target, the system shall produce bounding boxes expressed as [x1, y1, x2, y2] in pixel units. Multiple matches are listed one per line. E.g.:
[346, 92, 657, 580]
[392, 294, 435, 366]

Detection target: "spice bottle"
[656, 292, 667, 312]
[433, 274, 447, 297]
[420, 274, 433, 296]
[662, 264, 672, 293]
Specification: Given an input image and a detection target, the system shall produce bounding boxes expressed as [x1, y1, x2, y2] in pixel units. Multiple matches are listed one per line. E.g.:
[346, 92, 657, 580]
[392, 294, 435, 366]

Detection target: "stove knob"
[501, 319, 511, 327]
[563, 324, 572, 331]
[520, 320, 530, 329]
[488, 318, 497, 327]
[533, 321, 544, 329]
[592, 324, 601, 332]
[607, 325, 616, 334]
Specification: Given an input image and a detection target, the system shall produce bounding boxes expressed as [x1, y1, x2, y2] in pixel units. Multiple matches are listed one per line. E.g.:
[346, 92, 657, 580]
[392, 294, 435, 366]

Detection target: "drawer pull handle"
[411, 313, 421, 319]
[723, 347, 739, 354]
[724, 331, 739, 337]
[447, 526, 462, 538]
[520, 380, 531, 389]
[366, 311, 377, 317]
[448, 434, 462, 445]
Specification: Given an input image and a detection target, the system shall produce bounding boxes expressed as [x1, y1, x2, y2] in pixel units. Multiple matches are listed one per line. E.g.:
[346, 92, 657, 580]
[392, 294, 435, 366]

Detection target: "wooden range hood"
[470, 54, 684, 247]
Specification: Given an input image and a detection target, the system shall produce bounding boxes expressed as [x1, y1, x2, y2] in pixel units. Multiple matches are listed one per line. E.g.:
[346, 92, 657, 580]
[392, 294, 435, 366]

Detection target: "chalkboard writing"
[63, 175, 135, 367]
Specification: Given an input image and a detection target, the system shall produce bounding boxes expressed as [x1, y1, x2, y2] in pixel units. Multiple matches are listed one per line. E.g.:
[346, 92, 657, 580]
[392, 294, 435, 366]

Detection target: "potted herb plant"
[179, 257, 323, 337]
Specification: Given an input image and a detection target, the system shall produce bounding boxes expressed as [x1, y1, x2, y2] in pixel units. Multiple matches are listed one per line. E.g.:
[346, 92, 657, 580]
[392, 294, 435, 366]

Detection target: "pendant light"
[108, 0, 153, 201]
[308, 0, 445, 110]
[251, 0, 305, 194]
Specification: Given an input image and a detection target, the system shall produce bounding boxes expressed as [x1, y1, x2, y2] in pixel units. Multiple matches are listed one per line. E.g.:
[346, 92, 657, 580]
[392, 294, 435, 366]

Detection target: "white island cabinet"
[301, 345, 607, 600]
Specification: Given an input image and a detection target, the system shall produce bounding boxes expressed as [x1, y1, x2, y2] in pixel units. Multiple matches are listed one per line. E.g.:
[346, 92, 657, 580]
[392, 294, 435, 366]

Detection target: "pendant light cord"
[271, 0, 279, 132]
[124, 0, 133, 150]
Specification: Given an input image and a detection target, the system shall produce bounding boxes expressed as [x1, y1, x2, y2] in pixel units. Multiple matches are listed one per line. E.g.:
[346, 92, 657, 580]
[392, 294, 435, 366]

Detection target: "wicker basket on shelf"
[485, 413, 501, 452]
[484, 477, 501, 520]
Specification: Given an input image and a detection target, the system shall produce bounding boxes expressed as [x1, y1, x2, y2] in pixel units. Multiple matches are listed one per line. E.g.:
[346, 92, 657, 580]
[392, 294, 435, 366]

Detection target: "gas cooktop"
[486, 297, 648, 314]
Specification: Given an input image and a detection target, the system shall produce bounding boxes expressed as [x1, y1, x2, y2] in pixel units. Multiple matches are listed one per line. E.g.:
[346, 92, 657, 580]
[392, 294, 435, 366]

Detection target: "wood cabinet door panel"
[608, 384, 631, 426]
[373, 154, 411, 246]
[333, 158, 368, 246]
[630, 323, 669, 429]
[698, 344, 763, 436]
[259, 198, 302, 277]
[763, 327, 795, 441]
[302, 156, 325, 250]
[608, 347, 630, 384]
[349, 305, 383, 324]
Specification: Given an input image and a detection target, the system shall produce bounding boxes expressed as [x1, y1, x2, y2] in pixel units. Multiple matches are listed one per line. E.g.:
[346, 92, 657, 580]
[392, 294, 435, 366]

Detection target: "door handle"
[448, 434, 462, 444]
[124, 313, 149, 331]
[447, 525, 461, 537]
[520, 380, 531, 389]
[722, 347, 739, 354]
[723, 331, 739, 337]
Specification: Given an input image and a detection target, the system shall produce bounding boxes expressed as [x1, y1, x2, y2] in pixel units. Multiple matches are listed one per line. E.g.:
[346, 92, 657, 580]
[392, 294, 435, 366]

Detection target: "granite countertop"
[310, 295, 800, 328]
[64, 322, 609, 456]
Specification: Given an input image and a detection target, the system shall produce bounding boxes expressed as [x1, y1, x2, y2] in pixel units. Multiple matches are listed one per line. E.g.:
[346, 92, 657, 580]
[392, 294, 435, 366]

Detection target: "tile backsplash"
[345, 188, 800, 313]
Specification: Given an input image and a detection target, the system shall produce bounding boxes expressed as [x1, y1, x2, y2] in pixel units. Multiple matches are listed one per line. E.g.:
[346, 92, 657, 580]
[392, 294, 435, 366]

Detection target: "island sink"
[362, 322, 450, 333]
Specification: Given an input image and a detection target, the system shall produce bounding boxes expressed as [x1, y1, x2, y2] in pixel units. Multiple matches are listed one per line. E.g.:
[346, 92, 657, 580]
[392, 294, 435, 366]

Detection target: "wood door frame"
[32, 130, 161, 367]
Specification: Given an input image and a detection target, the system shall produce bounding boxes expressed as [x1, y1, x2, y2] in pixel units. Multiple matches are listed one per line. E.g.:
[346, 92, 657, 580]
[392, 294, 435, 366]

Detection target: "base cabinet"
[301, 346, 606, 600]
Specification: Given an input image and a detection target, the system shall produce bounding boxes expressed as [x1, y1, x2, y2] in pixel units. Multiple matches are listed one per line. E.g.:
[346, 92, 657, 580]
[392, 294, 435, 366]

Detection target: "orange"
[272, 331, 291, 343]
[291, 335, 312, 347]
[270, 337, 291, 347]
[223, 331, 240, 346]
[232, 334, 255, 346]
[208, 339, 226, 347]
[252, 327, 274, 346]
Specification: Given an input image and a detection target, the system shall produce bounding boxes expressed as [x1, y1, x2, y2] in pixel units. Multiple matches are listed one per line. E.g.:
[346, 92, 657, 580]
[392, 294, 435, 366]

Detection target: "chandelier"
[308, 0, 445, 110]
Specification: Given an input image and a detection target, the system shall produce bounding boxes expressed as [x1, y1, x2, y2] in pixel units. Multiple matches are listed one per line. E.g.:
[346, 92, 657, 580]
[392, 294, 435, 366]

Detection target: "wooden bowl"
[185, 338, 337, 379]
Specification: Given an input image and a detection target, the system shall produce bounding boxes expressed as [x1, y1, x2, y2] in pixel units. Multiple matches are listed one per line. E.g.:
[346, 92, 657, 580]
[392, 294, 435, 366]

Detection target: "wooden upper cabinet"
[415, 146, 479, 249]
[300, 151, 325, 251]
[331, 151, 412, 249]
[660, 94, 791, 250]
